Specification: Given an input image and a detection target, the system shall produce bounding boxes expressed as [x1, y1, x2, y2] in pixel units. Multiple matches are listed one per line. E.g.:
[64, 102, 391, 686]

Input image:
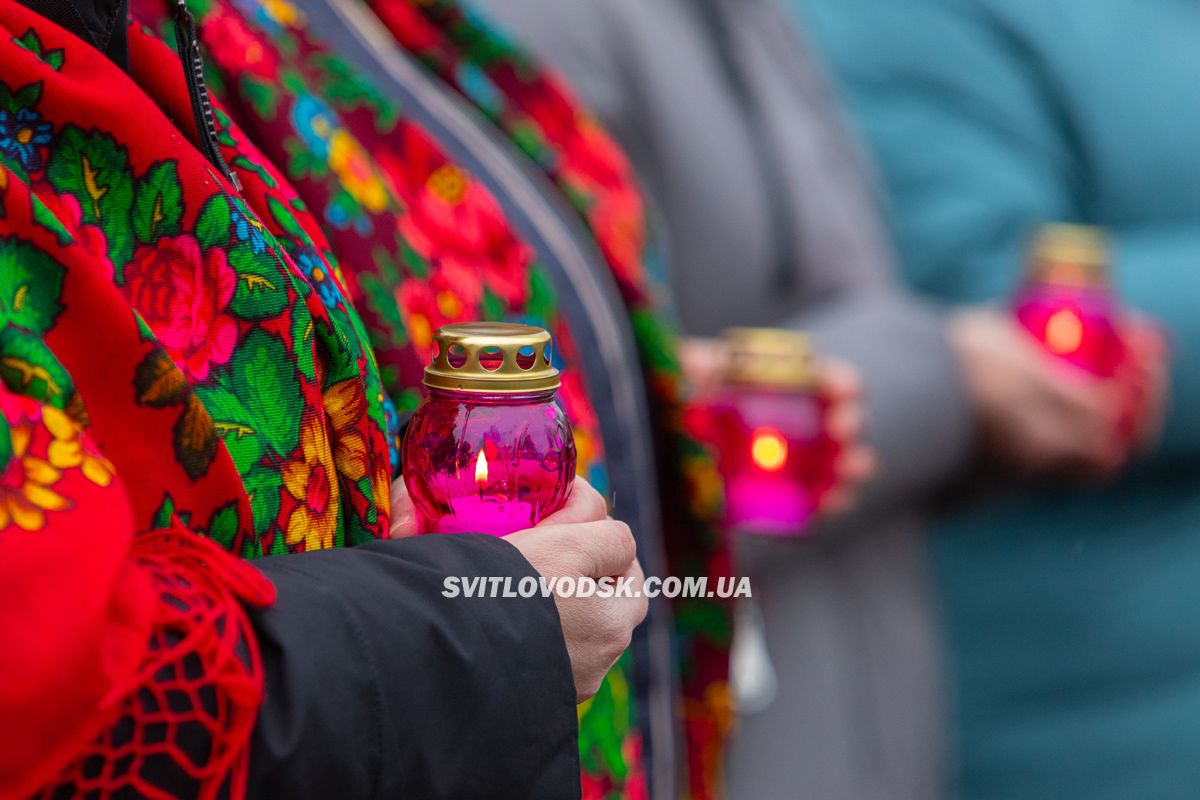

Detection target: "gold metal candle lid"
[424, 322, 560, 393]
[721, 327, 818, 390]
[1030, 223, 1110, 287]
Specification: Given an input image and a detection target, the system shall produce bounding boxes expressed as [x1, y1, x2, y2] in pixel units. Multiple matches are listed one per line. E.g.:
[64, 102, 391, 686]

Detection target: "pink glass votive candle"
[710, 328, 835, 536]
[1014, 223, 1124, 377]
[402, 323, 576, 536]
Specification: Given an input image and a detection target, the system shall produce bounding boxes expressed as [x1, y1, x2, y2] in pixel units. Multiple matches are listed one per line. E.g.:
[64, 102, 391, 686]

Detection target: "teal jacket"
[788, 0, 1200, 798]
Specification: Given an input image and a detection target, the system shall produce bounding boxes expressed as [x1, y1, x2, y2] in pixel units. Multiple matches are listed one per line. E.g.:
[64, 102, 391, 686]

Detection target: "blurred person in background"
[458, 0, 1163, 797]
[788, 0, 1190, 798]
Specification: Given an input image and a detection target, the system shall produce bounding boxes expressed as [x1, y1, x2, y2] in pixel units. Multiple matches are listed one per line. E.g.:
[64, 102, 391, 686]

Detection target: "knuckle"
[609, 520, 636, 563]
[583, 482, 608, 520]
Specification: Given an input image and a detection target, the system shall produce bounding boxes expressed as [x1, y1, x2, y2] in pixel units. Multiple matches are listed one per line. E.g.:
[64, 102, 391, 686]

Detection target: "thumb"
[389, 477, 421, 538]
[574, 519, 638, 578]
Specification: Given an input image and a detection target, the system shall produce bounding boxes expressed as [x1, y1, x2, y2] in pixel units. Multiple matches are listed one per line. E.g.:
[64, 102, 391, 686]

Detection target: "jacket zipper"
[171, 0, 238, 188]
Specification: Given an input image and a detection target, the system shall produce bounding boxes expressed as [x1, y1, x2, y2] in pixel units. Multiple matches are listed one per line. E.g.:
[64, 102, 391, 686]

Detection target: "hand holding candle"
[505, 478, 646, 702]
[998, 223, 1171, 473]
[1014, 224, 1124, 377]
[391, 473, 647, 705]
[951, 307, 1168, 478]
[693, 328, 875, 536]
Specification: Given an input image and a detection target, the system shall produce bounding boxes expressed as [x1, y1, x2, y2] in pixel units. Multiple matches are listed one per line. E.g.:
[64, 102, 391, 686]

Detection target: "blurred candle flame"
[751, 427, 788, 472]
[1045, 308, 1084, 355]
[475, 450, 489, 486]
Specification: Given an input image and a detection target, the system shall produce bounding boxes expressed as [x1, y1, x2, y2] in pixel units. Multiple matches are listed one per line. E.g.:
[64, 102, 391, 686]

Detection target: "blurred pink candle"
[1014, 224, 1123, 377]
[710, 328, 835, 537]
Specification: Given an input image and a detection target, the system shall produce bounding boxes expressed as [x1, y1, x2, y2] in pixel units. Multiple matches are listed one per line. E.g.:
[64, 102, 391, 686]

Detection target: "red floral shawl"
[0, 2, 394, 795]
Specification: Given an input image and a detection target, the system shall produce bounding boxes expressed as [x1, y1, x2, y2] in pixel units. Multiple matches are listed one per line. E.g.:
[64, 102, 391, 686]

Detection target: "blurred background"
[471, 0, 1200, 798]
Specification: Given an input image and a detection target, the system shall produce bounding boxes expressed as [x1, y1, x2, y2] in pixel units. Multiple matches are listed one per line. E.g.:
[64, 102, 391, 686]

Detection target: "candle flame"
[474, 450, 489, 485]
[751, 427, 788, 472]
[1045, 309, 1084, 355]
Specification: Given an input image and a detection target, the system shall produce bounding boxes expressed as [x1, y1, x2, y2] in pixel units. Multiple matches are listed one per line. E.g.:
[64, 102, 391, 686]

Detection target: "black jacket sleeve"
[246, 534, 581, 799]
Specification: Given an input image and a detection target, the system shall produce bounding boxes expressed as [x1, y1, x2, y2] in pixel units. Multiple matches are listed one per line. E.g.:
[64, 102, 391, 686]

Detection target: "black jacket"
[251, 535, 580, 798]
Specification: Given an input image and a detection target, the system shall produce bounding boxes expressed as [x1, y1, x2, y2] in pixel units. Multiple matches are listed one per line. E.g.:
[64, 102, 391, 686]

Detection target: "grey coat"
[468, 0, 972, 797]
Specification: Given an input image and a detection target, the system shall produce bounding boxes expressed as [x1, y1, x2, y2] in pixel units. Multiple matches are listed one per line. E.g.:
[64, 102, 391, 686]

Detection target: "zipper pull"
[171, 0, 239, 190]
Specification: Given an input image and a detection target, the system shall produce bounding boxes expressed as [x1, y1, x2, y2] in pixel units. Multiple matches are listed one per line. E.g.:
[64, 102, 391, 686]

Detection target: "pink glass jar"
[402, 323, 576, 536]
[710, 328, 835, 536]
[1014, 224, 1124, 377]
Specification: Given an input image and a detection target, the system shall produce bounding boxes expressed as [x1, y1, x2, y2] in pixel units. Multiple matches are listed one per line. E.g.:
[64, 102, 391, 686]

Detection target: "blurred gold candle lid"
[424, 322, 560, 393]
[1030, 223, 1110, 287]
[721, 327, 818, 390]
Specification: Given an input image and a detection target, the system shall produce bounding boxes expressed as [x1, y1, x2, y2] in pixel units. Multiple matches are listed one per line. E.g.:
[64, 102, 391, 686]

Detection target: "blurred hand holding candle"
[1014, 224, 1124, 377]
[1008, 223, 1170, 460]
[402, 323, 576, 536]
[707, 328, 839, 536]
